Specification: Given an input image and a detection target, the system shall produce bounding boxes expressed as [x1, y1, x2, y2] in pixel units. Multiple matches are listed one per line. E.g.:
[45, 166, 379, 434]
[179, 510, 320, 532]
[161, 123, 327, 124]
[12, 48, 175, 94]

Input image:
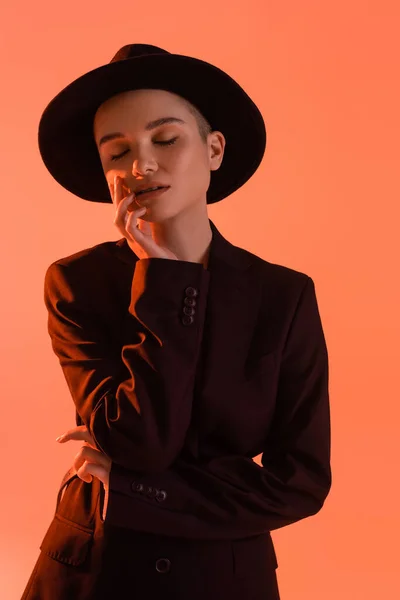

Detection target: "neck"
[150, 205, 212, 268]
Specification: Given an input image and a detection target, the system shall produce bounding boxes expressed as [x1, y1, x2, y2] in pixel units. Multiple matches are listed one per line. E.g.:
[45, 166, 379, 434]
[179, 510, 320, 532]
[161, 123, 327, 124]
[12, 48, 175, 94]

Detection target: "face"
[93, 89, 225, 222]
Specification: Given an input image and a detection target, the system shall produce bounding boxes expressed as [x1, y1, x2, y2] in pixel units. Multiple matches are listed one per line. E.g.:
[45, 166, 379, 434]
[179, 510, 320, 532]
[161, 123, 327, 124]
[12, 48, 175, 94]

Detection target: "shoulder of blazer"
[45, 238, 120, 270]
[44, 222, 312, 296]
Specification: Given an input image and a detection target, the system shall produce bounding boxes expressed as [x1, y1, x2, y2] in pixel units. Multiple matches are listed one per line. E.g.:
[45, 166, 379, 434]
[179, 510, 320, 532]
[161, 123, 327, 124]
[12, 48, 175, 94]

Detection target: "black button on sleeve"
[155, 489, 168, 502]
[131, 481, 144, 493]
[184, 297, 197, 307]
[146, 486, 159, 499]
[185, 286, 198, 297]
[181, 315, 195, 326]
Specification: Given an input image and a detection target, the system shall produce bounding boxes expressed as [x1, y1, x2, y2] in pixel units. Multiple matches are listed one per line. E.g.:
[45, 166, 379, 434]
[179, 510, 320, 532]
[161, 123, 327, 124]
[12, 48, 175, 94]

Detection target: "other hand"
[56, 425, 110, 520]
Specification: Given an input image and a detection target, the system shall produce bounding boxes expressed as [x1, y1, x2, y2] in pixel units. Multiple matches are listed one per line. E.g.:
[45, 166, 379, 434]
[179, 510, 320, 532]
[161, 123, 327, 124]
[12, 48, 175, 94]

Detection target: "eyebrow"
[98, 117, 187, 148]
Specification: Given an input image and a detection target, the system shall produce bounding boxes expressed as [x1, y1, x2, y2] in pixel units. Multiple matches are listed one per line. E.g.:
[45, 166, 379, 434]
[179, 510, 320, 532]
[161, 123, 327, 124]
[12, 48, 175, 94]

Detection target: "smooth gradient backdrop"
[1, 1, 399, 598]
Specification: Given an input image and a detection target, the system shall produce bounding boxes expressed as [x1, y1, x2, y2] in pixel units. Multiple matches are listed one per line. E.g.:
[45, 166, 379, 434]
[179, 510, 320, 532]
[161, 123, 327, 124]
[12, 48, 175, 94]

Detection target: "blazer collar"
[112, 218, 253, 273]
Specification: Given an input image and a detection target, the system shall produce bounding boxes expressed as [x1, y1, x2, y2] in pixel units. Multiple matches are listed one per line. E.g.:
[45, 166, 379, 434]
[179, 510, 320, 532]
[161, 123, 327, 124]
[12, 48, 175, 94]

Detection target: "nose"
[131, 152, 158, 178]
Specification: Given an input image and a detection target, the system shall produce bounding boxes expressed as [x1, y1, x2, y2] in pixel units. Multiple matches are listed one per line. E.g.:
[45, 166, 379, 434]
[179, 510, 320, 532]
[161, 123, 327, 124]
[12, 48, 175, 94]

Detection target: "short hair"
[181, 98, 213, 144]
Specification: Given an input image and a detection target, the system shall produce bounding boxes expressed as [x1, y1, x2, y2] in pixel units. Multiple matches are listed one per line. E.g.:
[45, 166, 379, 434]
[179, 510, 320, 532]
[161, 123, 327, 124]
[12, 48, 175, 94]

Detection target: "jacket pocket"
[39, 513, 93, 567]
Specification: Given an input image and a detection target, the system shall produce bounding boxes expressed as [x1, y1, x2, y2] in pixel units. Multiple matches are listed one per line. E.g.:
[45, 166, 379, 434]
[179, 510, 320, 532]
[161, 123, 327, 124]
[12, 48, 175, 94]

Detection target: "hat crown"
[110, 44, 170, 63]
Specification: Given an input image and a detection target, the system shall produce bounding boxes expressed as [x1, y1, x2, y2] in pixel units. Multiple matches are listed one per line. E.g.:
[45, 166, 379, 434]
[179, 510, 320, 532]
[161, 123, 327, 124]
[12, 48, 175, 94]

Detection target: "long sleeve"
[44, 257, 210, 472]
[105, 276, 332, 539]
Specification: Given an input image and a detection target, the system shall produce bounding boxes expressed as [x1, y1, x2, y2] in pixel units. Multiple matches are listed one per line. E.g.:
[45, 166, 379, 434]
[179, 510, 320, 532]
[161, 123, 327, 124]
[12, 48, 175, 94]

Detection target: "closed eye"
[110, 137, 178, 162]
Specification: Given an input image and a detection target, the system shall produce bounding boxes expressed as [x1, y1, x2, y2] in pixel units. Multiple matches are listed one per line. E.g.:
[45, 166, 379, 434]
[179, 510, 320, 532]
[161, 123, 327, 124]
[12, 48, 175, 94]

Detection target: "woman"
[21, 43, 331, 599]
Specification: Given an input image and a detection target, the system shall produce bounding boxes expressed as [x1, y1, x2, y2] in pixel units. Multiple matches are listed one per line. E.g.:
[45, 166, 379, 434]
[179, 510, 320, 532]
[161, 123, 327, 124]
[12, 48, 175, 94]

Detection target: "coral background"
[1, 1, 399, 598]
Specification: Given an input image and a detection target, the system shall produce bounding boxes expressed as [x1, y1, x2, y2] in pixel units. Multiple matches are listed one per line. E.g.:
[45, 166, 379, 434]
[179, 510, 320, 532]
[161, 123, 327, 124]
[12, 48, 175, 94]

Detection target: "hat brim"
[38, 53, 267, 205]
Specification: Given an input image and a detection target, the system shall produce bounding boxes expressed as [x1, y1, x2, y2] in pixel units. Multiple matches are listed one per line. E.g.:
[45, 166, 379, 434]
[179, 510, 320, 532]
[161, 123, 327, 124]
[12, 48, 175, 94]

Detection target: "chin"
[144, 205, 180, 223]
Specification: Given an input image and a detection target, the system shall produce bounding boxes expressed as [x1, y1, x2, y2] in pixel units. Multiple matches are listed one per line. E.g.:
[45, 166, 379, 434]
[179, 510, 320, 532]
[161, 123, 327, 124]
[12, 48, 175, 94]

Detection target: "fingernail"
[56, 435, 65, 442]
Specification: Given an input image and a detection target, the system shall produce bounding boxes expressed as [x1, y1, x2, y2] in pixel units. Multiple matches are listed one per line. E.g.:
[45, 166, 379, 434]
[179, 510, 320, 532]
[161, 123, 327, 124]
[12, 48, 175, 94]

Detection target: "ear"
[209, 131, 226, 172]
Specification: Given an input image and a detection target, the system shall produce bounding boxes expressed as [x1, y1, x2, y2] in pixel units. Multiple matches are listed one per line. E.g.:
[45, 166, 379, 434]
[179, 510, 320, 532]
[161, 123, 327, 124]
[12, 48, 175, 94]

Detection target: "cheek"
[166, 145, 193, 174]
[168, 144, 209, 182]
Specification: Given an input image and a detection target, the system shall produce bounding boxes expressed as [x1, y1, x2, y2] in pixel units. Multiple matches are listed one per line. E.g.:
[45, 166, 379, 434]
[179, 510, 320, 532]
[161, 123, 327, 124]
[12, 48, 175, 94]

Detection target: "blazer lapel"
[191, 221, 261, 441]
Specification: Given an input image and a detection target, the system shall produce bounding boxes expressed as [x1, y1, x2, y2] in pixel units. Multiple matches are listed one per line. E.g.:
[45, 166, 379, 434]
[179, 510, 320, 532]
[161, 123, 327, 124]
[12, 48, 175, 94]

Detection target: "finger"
[114, 174, 122, 207]
[114, 175, 135, 214]
[108, 178, 114, 203]
[56, 425, 94, 445]
[136, 216, 153, 236]
[77, 460, 108, 487]
[109, 174, 123, 206]
[115, 202, 147, 247]
[109, 175, 134, 208]
[77, 460, 93, 483]
[108, 175, 118, 205]
[121, 180, 132, 202]
[126, 209, 159, 252]
[113, 191, 137, 233]
[115, 174, 124, 207]
[126, 206, 147, 232]
[56, 424, 87, 437]
[57, 432, 96, 449]
[73, 445, 111, 473]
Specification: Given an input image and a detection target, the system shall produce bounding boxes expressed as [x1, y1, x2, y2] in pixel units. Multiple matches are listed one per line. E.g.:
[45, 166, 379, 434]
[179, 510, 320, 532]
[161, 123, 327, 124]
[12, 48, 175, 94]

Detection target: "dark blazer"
[21, 218, 331, 599]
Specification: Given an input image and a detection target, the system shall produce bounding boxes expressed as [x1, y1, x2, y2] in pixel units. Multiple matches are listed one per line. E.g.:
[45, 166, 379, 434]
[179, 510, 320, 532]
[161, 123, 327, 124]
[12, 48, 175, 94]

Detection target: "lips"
[134, 186, 170, 203]
[136, 186, 167, 196]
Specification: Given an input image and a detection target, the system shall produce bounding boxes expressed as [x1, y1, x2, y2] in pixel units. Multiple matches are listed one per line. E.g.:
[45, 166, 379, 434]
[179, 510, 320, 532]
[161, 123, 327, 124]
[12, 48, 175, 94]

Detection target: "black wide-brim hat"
[38, 44, 267, 205]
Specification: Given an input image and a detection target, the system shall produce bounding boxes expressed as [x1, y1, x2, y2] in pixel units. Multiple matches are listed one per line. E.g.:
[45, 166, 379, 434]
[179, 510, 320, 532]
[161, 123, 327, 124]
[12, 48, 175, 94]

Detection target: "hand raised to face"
[109, 175, 178, 261]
